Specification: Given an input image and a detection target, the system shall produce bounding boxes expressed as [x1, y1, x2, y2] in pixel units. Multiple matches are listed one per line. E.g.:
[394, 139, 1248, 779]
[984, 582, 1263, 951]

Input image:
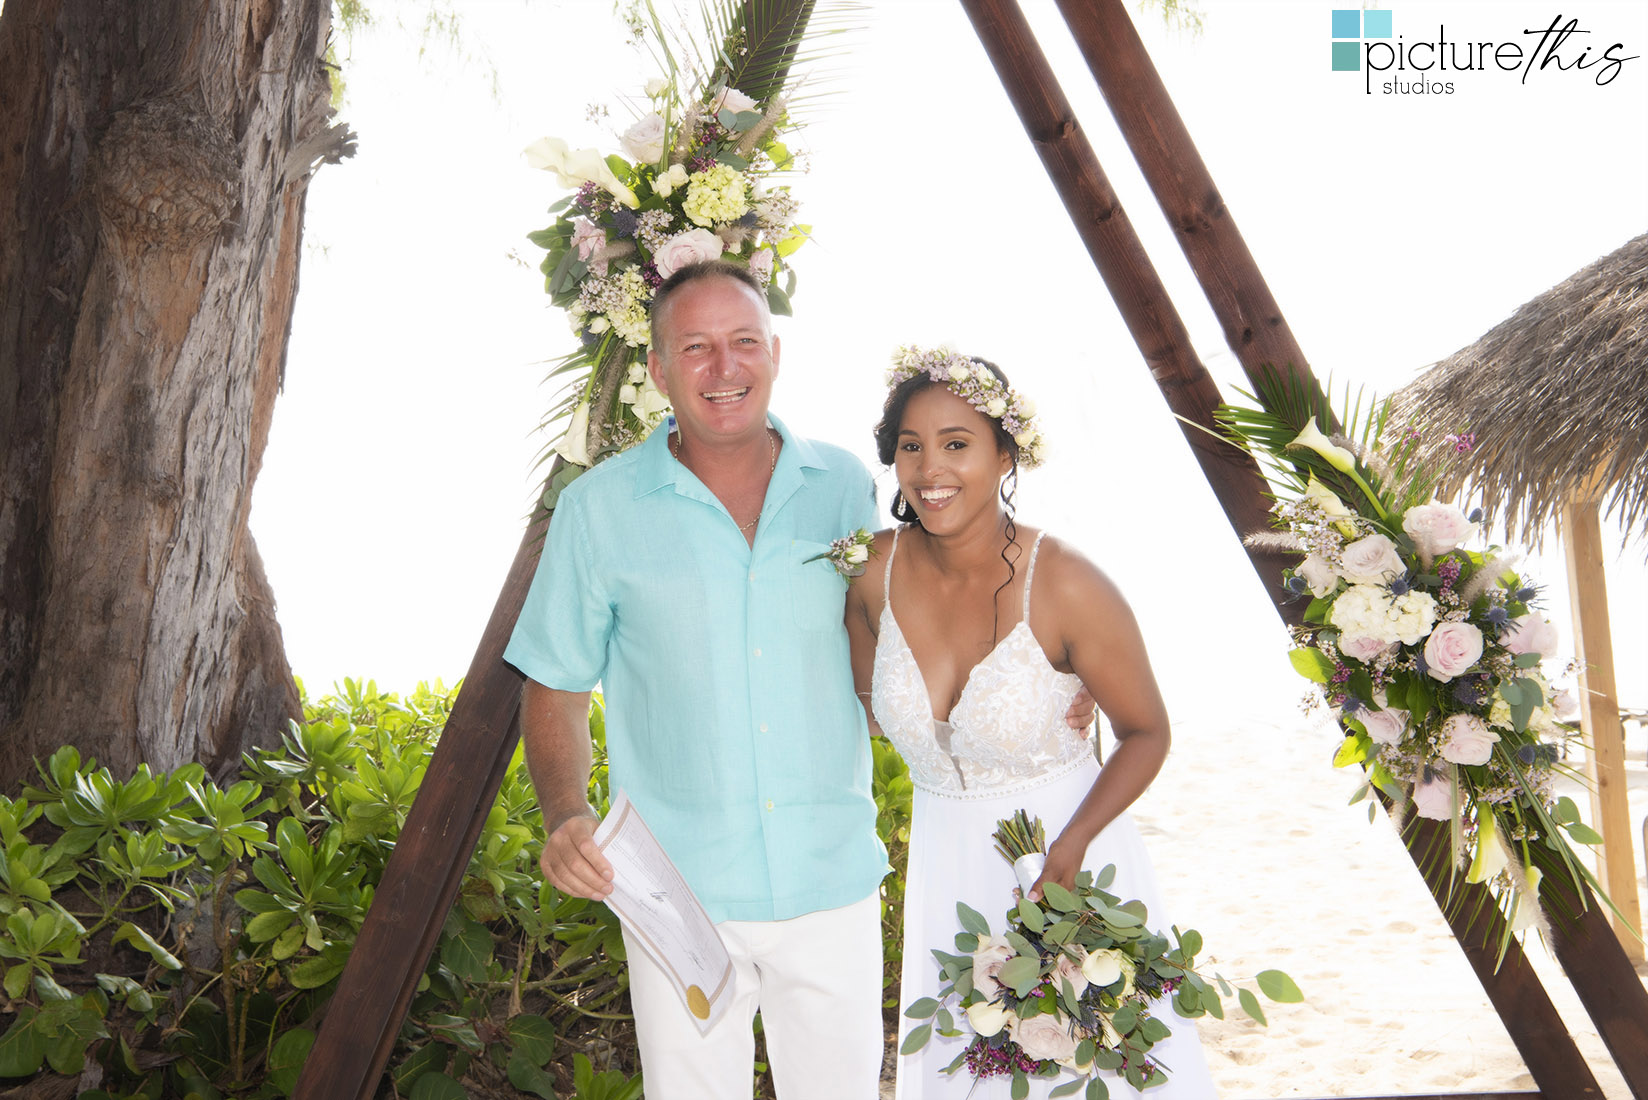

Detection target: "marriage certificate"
[593, 790, 734, 1034]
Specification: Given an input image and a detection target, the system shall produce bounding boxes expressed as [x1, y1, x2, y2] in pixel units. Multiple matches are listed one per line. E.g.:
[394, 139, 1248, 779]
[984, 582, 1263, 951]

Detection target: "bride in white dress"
[845, 351, 1216, 1099]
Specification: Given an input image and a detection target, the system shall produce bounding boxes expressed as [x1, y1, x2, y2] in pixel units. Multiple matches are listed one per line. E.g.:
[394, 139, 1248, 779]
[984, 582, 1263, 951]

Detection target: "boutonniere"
[805, 528, 876, 579]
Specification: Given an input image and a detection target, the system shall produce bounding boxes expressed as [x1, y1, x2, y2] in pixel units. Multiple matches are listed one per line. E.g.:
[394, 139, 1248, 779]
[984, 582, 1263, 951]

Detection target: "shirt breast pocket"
[789, 540, 847, 633]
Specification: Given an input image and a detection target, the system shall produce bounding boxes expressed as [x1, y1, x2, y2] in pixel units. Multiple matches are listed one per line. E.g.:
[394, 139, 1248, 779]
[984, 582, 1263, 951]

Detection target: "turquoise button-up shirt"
[504, 415, 887, 923]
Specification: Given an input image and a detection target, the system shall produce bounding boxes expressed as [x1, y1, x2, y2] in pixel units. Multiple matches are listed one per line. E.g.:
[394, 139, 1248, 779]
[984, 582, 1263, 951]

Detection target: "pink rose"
[1339, 634, 1394, 663]
[1439, 713, 1499, 765]
[1359, 705, 1408, 746]
[1402, 502, 1477, 558]
[570, 218, 609, 275]
[651, 228, 725, 278]
[1424, 621, 1483, 681]
[971, 935, 1014, 999]
[1501, 615, 1558, 659]
[1051, 951, 1088, 996]
[1412, 769, 1455, 820]
[1339, 534, 1405, 585]
[1008, 1012, 1079, 1064]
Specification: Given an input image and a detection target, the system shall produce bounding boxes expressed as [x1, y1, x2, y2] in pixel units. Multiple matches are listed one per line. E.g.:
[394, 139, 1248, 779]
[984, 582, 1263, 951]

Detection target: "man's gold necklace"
[671, 428, 776, 533]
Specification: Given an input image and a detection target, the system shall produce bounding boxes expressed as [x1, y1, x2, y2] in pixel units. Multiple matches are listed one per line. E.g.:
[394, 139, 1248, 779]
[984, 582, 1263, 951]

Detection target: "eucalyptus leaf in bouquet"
[903, 811, 1298, 1097]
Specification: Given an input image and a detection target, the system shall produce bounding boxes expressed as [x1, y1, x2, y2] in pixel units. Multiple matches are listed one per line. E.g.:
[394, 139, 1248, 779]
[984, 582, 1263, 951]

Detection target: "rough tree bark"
[0, 0, 349, 788]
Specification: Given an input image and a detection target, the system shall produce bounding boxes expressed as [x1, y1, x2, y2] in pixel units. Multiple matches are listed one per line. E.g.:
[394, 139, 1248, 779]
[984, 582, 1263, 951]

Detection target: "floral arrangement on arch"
[524, 4, 824, 499]
[1217, 373, 1609, 954]
[903, 811, 1297, 1099]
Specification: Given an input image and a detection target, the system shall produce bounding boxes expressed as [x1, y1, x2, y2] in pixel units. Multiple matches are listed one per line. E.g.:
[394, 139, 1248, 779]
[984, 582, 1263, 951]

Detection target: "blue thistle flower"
[737, 210, 759, 227]
[1469, 507, 1484, 524]
[1388, 575, 1411, 596]
[1286, 575, 1308, 594]
[1514, 587, 1538, 603]
[1486, 607, 1509, 625]
[1415, 652, 1429, 674]
[1517, 743, 1537, 764]
[1453, 678, 1483, 706]
[611, 206, 638, 239]
[1343, 696, 1363, 714]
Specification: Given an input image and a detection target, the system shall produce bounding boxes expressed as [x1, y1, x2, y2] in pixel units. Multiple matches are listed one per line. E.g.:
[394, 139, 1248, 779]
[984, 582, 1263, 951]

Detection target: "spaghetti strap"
[1022, 531, 1048, 623]
[884, 526, 904, 605]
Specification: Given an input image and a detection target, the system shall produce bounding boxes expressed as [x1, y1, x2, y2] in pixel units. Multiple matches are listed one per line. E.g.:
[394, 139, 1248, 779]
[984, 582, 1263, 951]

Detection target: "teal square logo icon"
[1332, 40, 1362, 70]
[1331, 9, 1361, 38]
[1363, 9, 1393, 37]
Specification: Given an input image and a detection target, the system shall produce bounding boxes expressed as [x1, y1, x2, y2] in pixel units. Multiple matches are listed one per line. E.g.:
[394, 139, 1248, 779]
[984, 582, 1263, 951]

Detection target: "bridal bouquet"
[524, 4, 820, 503]
[1217, 376, 1607, 953]
[902, 811, 1297, 1099]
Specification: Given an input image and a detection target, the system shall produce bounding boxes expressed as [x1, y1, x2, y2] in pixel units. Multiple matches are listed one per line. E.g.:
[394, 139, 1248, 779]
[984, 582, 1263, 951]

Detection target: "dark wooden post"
[954, 0, 1610, 1094]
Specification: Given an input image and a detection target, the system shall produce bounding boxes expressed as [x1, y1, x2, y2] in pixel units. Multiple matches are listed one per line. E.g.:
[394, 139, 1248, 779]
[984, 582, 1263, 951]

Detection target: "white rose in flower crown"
[1502, 615, 1558, 659]
[1009, 1013, 1079, 1064]
[1359, 704, 1409, 746]
[1339, 534, 1406, 585]
[1424, 621, 1484, 682]
[1297, 554, 1339, 598]
[971, 934, 1015, 999]
[1439, 713, 1499, 766]
[710, 85, 759, 116]
[1018, 397, 1037, 417]
[1338, 633, 1393, 664]
[844, 543, 870, 566]
[1412, 769, 1455, 821]
[620, 112, 666, 164]
[985, 397, 1008, 417]
[653, 228, 726, 279]
[948, 363, 971, 382]
[964, 998, 1011, 1038]
[1402, 502, 1477, 558]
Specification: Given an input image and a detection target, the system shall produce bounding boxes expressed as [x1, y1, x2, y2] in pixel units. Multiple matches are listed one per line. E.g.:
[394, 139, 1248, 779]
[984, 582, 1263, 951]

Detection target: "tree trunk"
[0, 0, 345, 787]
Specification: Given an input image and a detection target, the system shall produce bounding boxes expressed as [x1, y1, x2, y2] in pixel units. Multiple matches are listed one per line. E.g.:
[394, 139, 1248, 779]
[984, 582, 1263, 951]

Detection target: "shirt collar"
[634, 412, 828, 501]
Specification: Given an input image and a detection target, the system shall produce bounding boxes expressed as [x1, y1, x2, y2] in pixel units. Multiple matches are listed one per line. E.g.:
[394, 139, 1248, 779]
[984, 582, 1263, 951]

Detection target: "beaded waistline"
[911, 752, 1095, 802]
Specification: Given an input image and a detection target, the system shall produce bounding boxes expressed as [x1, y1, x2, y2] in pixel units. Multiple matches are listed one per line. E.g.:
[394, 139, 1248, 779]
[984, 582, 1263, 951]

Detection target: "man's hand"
[1064, 686, 1097, 737]
[540, 809, 614, 900]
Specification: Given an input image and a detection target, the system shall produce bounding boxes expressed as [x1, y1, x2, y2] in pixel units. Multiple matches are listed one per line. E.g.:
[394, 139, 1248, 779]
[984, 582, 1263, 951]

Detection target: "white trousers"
[622, 892, 884, 1100]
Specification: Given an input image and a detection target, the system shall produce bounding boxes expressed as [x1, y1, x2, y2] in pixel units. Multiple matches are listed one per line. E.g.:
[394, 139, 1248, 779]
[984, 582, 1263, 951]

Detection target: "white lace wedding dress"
[873, 530, 1217, 1099]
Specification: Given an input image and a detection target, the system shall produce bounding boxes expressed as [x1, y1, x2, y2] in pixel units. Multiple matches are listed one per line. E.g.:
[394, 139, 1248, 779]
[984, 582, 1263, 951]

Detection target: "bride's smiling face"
[894, 384, 1012, 532]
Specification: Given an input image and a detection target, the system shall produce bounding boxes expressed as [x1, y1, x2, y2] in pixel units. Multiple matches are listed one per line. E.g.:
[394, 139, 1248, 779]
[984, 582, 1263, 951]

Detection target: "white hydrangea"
[1330, 584, 1438, 645]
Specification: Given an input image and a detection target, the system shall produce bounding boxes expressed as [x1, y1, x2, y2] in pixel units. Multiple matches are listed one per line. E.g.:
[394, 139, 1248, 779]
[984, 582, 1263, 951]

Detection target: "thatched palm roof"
[1393, 232, 1648, 545]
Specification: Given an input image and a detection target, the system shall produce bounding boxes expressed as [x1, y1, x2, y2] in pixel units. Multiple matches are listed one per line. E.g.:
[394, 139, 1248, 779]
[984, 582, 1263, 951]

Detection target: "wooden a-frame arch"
[297, 2, 1648, 1096]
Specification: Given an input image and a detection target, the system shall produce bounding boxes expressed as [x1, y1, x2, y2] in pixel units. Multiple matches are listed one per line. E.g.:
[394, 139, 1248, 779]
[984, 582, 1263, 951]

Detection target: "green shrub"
[0, 680, 915, 1098]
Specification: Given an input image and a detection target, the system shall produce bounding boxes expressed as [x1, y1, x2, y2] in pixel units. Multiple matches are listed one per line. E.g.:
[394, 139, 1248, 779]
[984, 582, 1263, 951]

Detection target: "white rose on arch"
[1338, 534, 1405, 585]
[1402, 502, 1477, 558]
[1424, 621, 1484, 682]
[1008, 1013, 1079, 1064]
[619, 112, 666, 164]
[1501, 615, 1559, 659]
[652, 228, 725, 279]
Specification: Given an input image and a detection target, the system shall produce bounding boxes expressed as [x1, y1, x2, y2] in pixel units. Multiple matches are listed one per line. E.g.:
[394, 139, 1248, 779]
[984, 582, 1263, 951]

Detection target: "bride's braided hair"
[873, 356, 1025, 645]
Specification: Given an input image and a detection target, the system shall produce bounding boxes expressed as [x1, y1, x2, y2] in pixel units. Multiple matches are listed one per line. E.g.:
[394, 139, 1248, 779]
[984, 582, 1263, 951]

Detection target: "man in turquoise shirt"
[505, 262, 886, 1098]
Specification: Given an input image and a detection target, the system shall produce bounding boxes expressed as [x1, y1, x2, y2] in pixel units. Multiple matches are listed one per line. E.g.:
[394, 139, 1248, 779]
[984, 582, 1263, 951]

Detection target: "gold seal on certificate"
[686, 985, 711, 1019]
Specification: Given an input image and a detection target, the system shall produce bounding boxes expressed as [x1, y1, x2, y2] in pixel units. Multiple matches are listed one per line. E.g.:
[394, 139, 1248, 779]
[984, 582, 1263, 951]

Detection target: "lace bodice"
[871, 530, 1090, 795]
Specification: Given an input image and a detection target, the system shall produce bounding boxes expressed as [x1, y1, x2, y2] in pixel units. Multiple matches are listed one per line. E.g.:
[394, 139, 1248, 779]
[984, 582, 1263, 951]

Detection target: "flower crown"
[887, 346, 1047, 468]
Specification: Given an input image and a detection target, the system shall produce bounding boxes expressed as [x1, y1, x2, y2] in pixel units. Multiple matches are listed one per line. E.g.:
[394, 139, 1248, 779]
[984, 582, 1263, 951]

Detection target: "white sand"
[1130, 705, 1648, 1098]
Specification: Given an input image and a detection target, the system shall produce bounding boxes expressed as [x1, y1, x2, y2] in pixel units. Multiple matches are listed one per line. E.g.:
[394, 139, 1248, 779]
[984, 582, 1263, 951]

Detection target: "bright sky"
[254, 0, 1648, 719]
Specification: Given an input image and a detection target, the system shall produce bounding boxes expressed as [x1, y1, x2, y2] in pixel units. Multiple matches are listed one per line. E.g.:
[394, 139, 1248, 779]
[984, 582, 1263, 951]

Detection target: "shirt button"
[759, 723, 769, 733]
[765, 800, 774, 811]
[749, 571, 756, 581]
[753, 647, 762, 657]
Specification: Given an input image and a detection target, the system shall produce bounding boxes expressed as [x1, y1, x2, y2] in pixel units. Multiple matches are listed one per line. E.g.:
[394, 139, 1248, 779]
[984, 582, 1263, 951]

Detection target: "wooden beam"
[1560, 492, 1644, 961]
[293, 515, 540, 1100]
[954, 1, 1610, 1095]
[950, 0, 1298, 625]
[1050, 0, 1322, 400]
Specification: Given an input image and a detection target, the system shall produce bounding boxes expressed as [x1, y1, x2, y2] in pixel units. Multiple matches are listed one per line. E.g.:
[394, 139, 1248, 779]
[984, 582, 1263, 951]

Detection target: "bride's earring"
[893, 490, 916, 523]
